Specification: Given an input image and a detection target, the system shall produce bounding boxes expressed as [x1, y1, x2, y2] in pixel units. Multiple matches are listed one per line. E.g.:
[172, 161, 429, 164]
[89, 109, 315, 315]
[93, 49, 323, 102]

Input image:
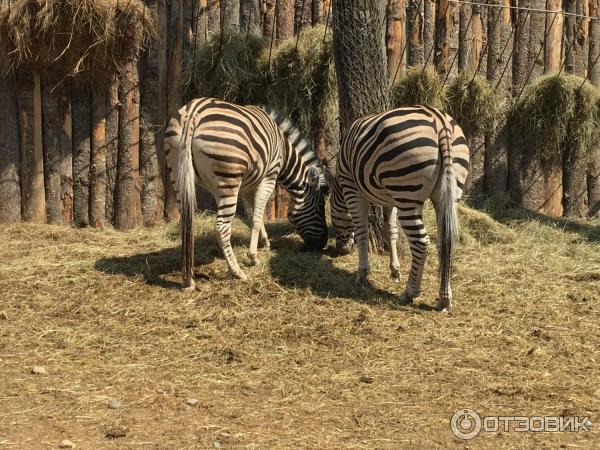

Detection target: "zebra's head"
[287, 164, 329, 251]
[328, 172, 354, 255]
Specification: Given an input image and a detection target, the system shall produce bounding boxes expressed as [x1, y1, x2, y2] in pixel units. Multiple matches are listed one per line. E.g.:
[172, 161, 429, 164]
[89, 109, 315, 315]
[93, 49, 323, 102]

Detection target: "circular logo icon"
[451, 409, 482, 440]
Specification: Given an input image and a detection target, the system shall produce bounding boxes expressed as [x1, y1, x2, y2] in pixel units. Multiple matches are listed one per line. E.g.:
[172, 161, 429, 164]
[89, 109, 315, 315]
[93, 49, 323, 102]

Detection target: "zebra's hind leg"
[215, 193, 247, 280]
[259, 224, 270, 250]
[247, 177, 277, 266]
[397, 208, 430, 304]
[384, 206, 400, 281]
[346, 192, 371, 287]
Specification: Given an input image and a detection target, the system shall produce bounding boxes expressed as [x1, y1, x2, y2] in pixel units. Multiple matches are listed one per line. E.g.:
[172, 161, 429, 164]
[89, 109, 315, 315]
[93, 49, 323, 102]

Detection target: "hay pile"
[0, 0, 155, 87]
[511, 74, 600, 164]
[183, 32, 267, 104]
[391, 65, 445, 109]
[445, 72, 504, 135]
[268, 25, 338, 133]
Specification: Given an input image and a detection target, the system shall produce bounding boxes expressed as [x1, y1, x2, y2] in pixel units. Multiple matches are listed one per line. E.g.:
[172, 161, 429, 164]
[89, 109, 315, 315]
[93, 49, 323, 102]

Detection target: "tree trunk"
[386, 0, 406, 80]
[588, 0, 600, 217]
[295, 0, 313, 33]
[166, 0, 183, 221]
[466, 3, 483, 73]
[208, 0, 221, 34]
[563, 0, 589, 217]
[423, 0, 435, 60]
[90, 90, 107, 228]
[458, 1, 471, 71]
[515, 0, 546, 212]
[240, 0, 262, 35]
[333, 0, 391, 252]
[484, 0, 511, 197]
[264, 0, 276, 42]
[542, 0, 563, 217]
[115, 61, 143, 230]
[105, 78, 119, 224]
[141, 0, 167, 227]
[17, 72, 45, 223]
[72, 88, 91, 227]
[221, 0, 240, 32]
[277, 0, 295, 44]
[194, 0, 208, 47]
[406, 0, 424, 67]
[312, 0, 324, 24]
[42, 84, 72, 225]
[434, 0, 459, 80]
[0, 75, 21, 223]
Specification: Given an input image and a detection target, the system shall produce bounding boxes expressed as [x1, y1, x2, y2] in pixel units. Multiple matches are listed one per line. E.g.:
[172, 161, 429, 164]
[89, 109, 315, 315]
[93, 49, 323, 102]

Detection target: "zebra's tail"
[436, 114, 459, 308]
[178, 114, 196, 290]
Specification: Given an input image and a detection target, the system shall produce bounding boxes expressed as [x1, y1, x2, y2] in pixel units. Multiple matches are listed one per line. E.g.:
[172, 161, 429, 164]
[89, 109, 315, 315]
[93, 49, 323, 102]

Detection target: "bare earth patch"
[0, 207, 599, 448]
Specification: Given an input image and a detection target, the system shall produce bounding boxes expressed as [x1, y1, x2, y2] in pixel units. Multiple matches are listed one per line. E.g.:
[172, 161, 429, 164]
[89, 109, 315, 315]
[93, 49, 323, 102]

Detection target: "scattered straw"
[183, 32, 267, 104]
[444, 72, 505, 135]
[391, 65, 445, 109]
[511, 73, 600, 164]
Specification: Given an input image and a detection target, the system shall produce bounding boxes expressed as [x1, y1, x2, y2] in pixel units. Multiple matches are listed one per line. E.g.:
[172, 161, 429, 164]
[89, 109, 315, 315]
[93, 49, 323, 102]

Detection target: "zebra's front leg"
[259, 224, 270, 250]
[247, 177, 276, 266]
[346, 193, 371, 287]
[398, 208, 429, 303]
[215, 194, 247, 280]
[384, 206, 400, 281]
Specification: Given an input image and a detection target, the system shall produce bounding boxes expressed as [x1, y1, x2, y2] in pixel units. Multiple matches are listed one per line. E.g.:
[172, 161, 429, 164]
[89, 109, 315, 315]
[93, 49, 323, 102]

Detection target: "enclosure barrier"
[0, 0, 599, 229]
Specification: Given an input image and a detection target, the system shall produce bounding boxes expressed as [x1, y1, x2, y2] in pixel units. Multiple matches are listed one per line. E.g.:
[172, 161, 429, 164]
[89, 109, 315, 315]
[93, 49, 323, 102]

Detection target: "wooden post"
[0, 75, 21, 223]
[90, 90, 107, 228]
[423, 0, 435, 59]
[165, 0, 183, 221]
[458, 0, 471, 71]
[208, 0, 221, 34]
[277, 0, 295, 44]
[434, 0, 459, 80]
[141, 0, 167, 227]
[386, 0, 406, 79]
[542, 0, 564, 217]
[263, 0, 276, 43]
[484, 0, 512, 198]
[295, 0, 313, 33]
[563, 0, 590, 217]
[588, 0, 600, 217]
[42, 83, 73, 225]
[406, 0, 424, 67]
[241, 0, 262, 35]
[115, 61, 143, 229]
[221, 0, 240, 32]
[72, 88, 91, 227]
[17, 72, 46, 223]
[105, 78, 119, 224]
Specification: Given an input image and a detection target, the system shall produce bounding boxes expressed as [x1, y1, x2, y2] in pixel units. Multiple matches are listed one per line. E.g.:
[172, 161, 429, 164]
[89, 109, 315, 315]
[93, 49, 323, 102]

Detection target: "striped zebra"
[165, 97, 329, 289]
[329, 106, 469, 311]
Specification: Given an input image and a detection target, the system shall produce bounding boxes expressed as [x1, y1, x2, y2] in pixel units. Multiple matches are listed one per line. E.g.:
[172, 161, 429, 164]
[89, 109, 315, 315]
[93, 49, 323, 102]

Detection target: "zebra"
[165, 97, 329, 289]
[328, 106, 469, 311]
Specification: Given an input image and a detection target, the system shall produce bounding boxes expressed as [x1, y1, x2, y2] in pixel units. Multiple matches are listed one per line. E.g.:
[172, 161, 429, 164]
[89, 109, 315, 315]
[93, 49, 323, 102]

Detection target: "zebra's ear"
[307, 166, 321, 189]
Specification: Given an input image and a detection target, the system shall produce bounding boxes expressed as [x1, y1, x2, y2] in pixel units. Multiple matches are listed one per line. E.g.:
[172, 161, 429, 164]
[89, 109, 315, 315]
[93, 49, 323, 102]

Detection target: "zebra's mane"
[261, 107, 327, 189]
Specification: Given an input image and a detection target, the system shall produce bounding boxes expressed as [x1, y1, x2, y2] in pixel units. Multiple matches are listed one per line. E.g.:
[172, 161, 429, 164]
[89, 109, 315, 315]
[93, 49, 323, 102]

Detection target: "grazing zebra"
[329, 106, 469, 311]
[165, 97, 329, 289]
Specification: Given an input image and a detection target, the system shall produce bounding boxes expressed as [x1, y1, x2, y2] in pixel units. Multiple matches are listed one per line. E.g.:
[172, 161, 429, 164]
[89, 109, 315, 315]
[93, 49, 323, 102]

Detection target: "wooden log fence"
[1, 0, 600, 227]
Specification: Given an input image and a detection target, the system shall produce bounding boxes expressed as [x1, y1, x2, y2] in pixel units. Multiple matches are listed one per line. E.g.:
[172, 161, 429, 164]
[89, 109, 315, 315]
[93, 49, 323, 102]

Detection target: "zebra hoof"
[398, 292, 414, 304]
[355, 271, 370, 288]
[247, 252, 260, 267]
[182, 279, 196, 291]
[231, 271, 248, 281]
[436, 299, 452, 312]
[390, 268, 401, 282]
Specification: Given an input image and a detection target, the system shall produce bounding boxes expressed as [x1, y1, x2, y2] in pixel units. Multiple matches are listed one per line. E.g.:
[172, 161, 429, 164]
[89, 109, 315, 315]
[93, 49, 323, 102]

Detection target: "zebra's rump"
[338, 106, 469, 207]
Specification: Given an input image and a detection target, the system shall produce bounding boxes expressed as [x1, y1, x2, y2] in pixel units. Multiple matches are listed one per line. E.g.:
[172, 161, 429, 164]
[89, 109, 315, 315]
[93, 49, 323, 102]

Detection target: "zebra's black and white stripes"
[330, 105, 469, 311]
[165, 97, 329, 289]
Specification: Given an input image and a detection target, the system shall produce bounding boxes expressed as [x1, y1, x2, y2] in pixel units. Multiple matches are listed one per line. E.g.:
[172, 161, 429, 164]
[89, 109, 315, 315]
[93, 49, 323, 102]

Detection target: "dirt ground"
[1, 206, 599, 449]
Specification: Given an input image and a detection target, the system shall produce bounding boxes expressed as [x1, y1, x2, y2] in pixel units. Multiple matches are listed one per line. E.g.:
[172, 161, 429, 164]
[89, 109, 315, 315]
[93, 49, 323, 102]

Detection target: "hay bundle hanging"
[183, 32, 266, 104]
[511, 74, 600, 164]
[391, 65, 445, 109]
[444, 72, 504, 136]
[268, 25, 338, 133]
[0, 0, 155, 88]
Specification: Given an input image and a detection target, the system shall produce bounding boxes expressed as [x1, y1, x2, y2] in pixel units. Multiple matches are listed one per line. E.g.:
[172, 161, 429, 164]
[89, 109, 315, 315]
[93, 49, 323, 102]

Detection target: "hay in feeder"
[268, 25, 338, 133]
[444, 72, 504, 135]
[391, 65, 445, 109]
[511, 74, 600, 164]
[183, 32, 266, 104]
[0, 0, 155, 88]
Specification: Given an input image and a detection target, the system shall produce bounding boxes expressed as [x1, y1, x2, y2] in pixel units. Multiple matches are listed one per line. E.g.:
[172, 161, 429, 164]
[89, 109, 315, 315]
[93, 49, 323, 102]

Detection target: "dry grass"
[0, 0, 154, 88]
[1, 207, 599, 448]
